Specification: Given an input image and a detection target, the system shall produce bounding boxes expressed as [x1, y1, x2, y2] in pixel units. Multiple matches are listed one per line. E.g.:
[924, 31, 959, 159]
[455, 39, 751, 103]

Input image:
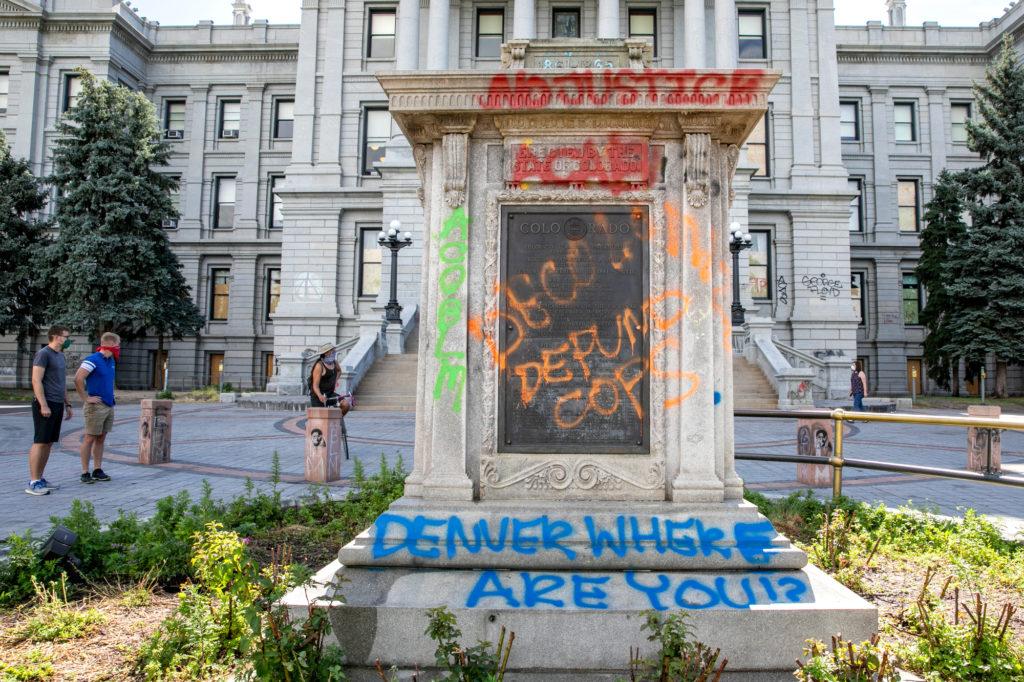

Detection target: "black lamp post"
[729, 222, 753, 326]
[378, 220, 413, 324]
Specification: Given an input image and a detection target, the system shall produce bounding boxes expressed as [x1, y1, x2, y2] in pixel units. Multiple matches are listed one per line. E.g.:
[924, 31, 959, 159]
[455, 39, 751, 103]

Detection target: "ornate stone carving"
[413, 144, 428, 206]
[501, 40, 529, 69]
[685, 133, 711, 209]
[442, 133, 468, 208]
[495, 114, 659, 135]
[724, 144, 740, 210]
[481, 456, 664, 491]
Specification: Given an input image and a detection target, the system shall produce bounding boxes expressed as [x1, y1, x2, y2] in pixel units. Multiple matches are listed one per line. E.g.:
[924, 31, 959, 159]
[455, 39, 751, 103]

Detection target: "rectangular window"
[476, 9, 505, 59]
[265, 268, 281, 320]
[552, 8, 581, 38]
[628, 9, 657, 55]
[362, 108, 392, 175]
[360, 228, 383, 296]
[64, 74, 83, 112]
[214, 176, 236, 229]
[748, 230, 771, 300]
[840, 101, 859, 141]
[219, 100, 241, 138]
[747, 113, 769, 177]
[367, 9, 397, 58]
[0, 72, 9, 112]
[894, 102, 916, 142]
[738, 10, 766, 60]
[951, 103, 971, 144]
[210, 269, 230, 321]
[262, 352, 275, 389]
[897, 179, 919, 232]
[274, 99, 294, 139]
[902, 272, 922, 325]
[851, 272, 866, 326]
[269, 176, 284, 228]
[164, 100, 186, 139]
[848, 178, 863, 232]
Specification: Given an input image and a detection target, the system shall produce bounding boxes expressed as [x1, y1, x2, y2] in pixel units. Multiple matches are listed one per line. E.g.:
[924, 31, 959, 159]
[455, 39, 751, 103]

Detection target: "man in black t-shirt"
[26, 325, 74, 496]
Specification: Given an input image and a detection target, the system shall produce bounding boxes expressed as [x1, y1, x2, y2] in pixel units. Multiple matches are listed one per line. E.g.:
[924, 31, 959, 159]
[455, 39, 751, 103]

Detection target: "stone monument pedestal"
[304, 407, 344, 483]
[138, 399, 172, 465]
[315, 40, 876, 679]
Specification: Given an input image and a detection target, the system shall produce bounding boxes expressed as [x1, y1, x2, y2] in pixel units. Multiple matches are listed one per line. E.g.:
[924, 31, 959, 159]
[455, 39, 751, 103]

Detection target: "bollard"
[304, 407, 344, 483]
[139, 399, 173, 464]
[796, 417, 835, 487]
[967, 405, 1002, 474]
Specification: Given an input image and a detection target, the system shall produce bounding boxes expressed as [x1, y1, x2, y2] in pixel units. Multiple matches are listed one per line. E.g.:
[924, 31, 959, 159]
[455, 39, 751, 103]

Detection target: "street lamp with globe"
[379, 220, 413, 324]
[729, 222, 753, 325]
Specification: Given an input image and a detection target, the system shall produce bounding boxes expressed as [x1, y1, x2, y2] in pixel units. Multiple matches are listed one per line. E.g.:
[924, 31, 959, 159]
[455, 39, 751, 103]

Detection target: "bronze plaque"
[499, 206, 649, 453]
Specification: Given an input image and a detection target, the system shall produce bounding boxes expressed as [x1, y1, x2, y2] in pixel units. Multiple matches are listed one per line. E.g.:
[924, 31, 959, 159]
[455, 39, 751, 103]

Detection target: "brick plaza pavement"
[1, 403, 1022, 541]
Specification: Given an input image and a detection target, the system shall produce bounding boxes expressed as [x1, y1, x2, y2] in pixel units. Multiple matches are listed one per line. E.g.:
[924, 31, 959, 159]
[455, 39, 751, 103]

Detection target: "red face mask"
[97, 346, 120, 362]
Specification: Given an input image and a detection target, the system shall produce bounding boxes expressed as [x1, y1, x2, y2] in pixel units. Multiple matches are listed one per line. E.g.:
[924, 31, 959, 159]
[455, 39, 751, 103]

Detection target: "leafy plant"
[425, 606, 514, 681]
[794, 634, 900, 681]
[808, 509, 881, 591]
[0, 531, 62, 607]
[896, 566, 1023, 681]
[0, 650, 55, 681]
[156, 389, 174, 400]
[628, 611, 726, 682]
[16, 576, 105, 643]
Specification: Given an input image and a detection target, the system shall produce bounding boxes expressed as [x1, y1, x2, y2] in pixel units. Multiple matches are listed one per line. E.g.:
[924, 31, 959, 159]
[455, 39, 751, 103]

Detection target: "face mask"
[323, 353, 336, 365]
[62, 338, 73, 351]
[97, 346, 121, 362]
[851, 365, 857, 371]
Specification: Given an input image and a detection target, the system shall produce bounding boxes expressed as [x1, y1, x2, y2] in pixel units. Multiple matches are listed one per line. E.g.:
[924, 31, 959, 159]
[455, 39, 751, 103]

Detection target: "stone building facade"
[0, 0, 1019, 397]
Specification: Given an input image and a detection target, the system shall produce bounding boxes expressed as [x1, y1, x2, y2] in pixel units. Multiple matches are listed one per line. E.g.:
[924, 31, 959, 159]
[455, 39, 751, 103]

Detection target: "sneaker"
[39, 477, 60, 491]
[25, 481, 50, 496]
[80, 472, 94, 484]
[92, 469, 111, 482]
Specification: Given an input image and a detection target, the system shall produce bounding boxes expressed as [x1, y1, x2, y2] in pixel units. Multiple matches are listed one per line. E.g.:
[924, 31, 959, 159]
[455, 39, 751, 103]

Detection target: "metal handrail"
[734, 408, 1024, 498]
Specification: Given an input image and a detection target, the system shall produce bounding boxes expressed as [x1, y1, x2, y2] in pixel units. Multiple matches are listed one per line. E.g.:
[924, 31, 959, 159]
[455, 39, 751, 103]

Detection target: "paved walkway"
[1, 403, 1021, 541]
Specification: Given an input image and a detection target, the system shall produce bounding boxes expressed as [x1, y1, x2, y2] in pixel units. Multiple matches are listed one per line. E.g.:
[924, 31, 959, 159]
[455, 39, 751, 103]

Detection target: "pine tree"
[917, 170, 968, 393]
[945, 38, 1024, 397]
[46, 71, 203, 344]
[0, 130, 51, 345]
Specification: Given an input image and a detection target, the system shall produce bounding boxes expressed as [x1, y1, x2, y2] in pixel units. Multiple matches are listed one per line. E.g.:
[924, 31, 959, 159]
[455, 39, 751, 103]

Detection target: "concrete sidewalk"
[1, 403, 1021, 541]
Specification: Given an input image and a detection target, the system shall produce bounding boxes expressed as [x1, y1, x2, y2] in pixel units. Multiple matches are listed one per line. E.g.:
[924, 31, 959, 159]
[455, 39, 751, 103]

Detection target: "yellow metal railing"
[734, 408, 1024, 499]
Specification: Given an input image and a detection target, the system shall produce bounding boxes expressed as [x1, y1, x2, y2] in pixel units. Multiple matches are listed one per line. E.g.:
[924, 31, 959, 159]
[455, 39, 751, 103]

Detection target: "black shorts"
[32, 399, 65, 444]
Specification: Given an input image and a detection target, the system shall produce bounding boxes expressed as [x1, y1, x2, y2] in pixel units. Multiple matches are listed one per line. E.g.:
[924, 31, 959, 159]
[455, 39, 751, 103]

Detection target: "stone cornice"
[148, 48, 298, 64]
[837, 48, 989, 66]
[379, 69, 779, 145]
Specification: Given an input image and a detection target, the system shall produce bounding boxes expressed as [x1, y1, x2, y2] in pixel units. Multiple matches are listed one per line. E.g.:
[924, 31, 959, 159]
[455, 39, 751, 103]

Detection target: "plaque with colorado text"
[499, 206, 649, 453]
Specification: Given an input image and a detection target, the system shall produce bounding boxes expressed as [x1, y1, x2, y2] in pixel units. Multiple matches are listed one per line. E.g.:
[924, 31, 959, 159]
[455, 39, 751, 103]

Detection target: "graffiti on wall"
[434, 207, 470, 413]
[801, 274, 842, 301]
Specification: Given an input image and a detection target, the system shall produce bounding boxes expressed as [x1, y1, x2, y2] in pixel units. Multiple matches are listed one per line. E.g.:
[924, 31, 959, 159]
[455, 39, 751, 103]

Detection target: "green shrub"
[795, 634, 900, 682]
[628, 611, 726, 682]
[0, 531, 62, 607]
[0, 650, 55, 680]
[424, 605, 513, 682]
[156, 389, 174, 400]
[897, 570, 1023, 681]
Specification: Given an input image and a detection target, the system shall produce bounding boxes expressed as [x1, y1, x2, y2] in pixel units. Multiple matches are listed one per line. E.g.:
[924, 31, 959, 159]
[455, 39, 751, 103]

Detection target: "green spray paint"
[434, 206, 469, 412]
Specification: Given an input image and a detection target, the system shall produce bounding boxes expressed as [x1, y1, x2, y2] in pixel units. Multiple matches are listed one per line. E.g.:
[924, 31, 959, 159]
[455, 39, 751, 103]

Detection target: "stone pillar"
[789, 0, 815, 173]
[683, 0, 706, 68]
[138, 400, 173, 465]
[598, 0, 619, 39]
[291, 1, 320, 167]
[180, 86, 209, 237]
[316, 3, 347, 174]
[512, 0, 536, 39]
[816, 0, 844, 172]
[305, 407, 344, 482]
[967, 405, 1002, 473]
[427, 0, 451, 69]
[237, 83, 265, 236]
[714, 0, 737, 69]
[672, 0, 686, 67]
[927, 87, 947, 180]
[397, 0, 421, 69]
[14, 56, 45, 170]
[870, 87, 894, 233]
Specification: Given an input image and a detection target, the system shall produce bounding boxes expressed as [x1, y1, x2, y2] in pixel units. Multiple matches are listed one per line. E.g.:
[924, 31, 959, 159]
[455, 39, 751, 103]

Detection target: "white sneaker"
[25, 481, 50, 496]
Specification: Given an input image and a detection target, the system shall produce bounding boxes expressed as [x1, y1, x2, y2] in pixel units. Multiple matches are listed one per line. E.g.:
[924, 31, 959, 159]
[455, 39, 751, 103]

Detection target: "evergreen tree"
[47, 71, 203, 343]
[945, 38, 1024, 397]
[917, 170, 968, 393]
[0, 130, 51, 345]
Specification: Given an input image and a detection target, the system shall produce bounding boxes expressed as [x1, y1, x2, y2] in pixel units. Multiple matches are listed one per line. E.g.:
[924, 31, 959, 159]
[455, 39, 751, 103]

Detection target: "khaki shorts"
[83, 402, 114, 436]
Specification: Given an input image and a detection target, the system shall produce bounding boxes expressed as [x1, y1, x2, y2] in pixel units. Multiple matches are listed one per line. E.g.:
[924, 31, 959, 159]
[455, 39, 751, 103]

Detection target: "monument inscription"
[499, 206, 649, 453]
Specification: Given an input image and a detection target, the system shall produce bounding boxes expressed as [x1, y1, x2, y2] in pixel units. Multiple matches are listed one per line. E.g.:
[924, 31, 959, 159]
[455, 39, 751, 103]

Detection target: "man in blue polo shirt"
[74, 332, 120, 484]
